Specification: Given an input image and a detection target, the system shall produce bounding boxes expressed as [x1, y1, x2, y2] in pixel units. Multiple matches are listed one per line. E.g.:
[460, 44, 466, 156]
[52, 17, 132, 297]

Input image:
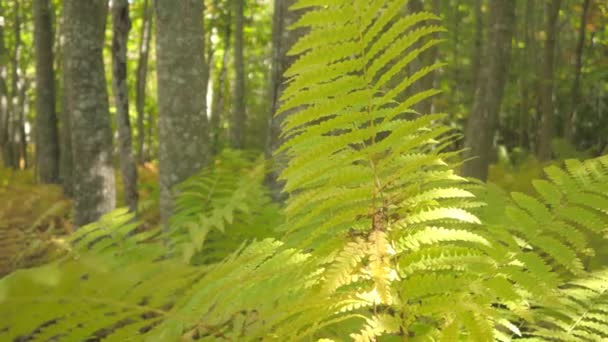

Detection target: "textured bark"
[0, 0, 10, 167]
[136, 0, 153, 165]
[155, 0, 210, 228]
[537, 0, 562, 161]
[64, 0, 116, 227]
[33, 0, 60, 183]
[564, 0, 590, 142]
[210, 9, 231, 154]
[112, 0, 138, 213]
[230, 0, 246, 148]
[265, 0, 307, 201]
[462, 0, 516, 180]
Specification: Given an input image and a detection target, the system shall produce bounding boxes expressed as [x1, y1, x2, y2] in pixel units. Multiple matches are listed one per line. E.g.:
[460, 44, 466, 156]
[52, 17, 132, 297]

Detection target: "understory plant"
[1, 1, 608, 341]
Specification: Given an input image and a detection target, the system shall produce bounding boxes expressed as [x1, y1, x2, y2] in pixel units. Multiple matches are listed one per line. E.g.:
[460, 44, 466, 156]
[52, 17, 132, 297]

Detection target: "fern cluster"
[1, 1, 608, 341]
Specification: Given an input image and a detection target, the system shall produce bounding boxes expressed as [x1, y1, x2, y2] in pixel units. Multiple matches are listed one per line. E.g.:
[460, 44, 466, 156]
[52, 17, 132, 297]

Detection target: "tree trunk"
[155, 0, 210, 228]
[58, 12, 74, 196]
[471, 0, 483, 92]
[230, 0, 246, 148]
[33, 0, 60, 183]
[537, 0, 561, 162]
[210, 8, 231, 154]
[406, 0, 439, 114]
[136, 0, 153, 165]
[518, 0, 535, 149]
[564, 0, 590, 142]
[64, 0, 116, 227]
[0, 0, 11, 168]
[112, 0, 138, 213]
[462, 0, 516, 180]
[265, 0, 308, 200]
[8, 0, 24, 169]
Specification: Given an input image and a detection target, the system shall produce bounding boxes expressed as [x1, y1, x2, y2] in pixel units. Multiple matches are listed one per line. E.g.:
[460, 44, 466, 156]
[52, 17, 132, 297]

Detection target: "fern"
[274, 1, 515, 340]
[517, 268, 608, 341]
[2, 1, 608, 341]
[169, 149, 281, 264]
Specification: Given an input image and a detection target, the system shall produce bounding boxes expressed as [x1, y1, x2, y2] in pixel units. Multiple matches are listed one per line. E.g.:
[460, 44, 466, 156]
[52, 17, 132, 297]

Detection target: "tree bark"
[462, 0, 516, 180]
[0, 0, 11, 168]
[230, 0, 246, 148]
[564, 0, 590, 142]
[471, 0, 483, 92]
[265, 0, 308, 201]
[155, 0, 210, 228]
[112, 0, 138, 213]
[58, 11, 74, 196]
[136, 0, 153, 165]
[33, 0, 60, 183]
[210, 8, 231, 154]
[64, 0, 116, 227]
[8, 0, 25, 169]
[537, 0, 562, 161]
[518, 0, 535, 149]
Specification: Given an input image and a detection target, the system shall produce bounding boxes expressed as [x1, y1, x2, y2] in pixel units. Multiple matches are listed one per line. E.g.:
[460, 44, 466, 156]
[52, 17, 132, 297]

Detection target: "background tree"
[230, 0, 246, 149]
[33, 0, 59, 184]
[135, 0, 152, 165]
[564, 0, 591, 142]
[155, 0, 210, 227]
[111, 0, 138, 213]
[63, 0, 116, 227]
[537, 0, 562, 162]
[0, 0, 10, 167]
[462, 0, 516, 180]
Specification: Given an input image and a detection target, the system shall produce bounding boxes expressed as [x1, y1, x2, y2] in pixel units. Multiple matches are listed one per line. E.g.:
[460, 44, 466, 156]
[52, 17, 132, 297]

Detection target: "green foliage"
[169, 149, 281, 264]
[1, 1, 608, 341]
[519, 269, 608, 341]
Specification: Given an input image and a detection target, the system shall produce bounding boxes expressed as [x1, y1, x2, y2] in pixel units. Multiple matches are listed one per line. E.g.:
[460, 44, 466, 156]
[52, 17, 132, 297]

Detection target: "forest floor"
[0, 164, 161, 277]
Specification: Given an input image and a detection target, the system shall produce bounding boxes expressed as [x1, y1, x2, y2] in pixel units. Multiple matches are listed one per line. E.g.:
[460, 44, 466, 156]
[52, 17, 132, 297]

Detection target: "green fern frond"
[170, 149, 281, 264]
[519, 268, 608, 341]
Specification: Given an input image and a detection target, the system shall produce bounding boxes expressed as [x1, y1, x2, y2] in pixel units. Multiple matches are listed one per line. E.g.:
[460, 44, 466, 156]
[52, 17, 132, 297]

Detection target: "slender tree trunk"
[537, 0, 561, 161]
[471, 0, 483, 91]
[16, 76, 27, 169]
[33, 0, 60, 183]
[58, 12, 74, 196]
[564, 0, 590, 142]
[518, 0, 535, 148]
[230, 0, 246, 148]
[265, 0, 307, 200]
[155, 0, 210, 228]
[112, 0, 138, 213]
[64, 0, 116, 227]
[8, 0, 24, 169]
[210, 9, 231, 154]
[462, 0, 516, 180]
[136, 0, 152, 165]
[0, 0, 11, 167]
[407, 0, 439, 114]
